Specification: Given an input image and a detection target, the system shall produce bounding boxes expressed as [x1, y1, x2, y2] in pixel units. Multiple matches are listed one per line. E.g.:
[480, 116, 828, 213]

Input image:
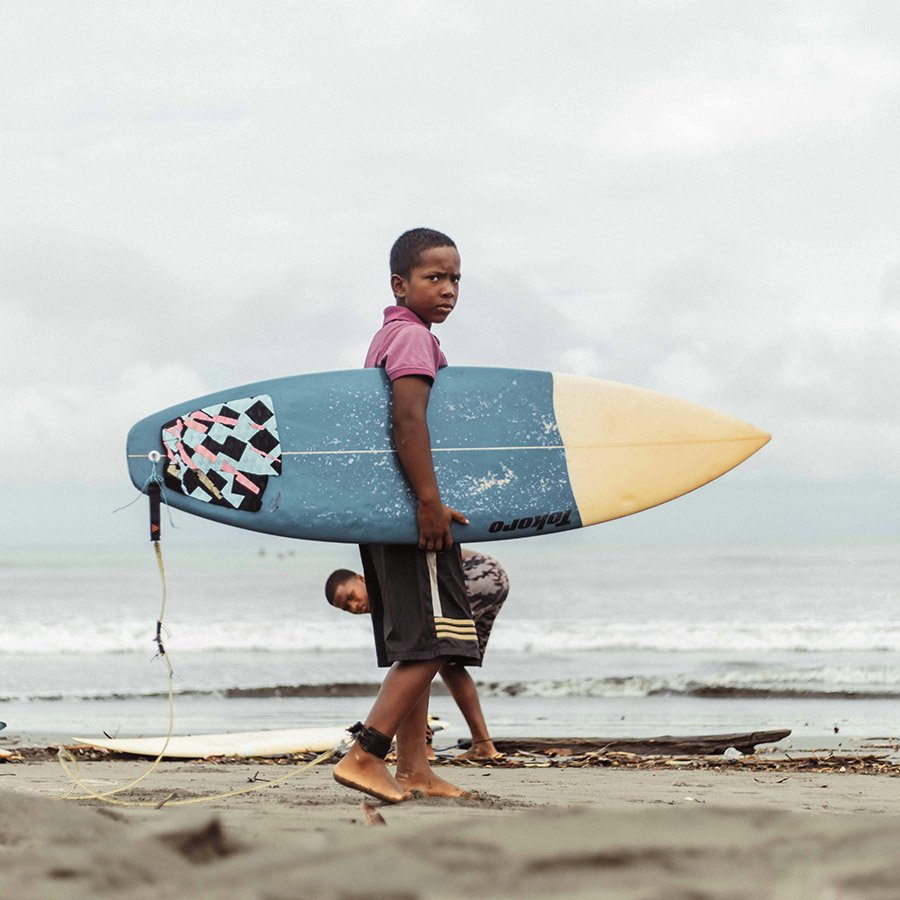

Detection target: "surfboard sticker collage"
[160, 395, 282, 512]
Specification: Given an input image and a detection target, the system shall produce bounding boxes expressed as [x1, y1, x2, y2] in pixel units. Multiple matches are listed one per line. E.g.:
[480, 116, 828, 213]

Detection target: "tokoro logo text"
[488, 509, 572, 533]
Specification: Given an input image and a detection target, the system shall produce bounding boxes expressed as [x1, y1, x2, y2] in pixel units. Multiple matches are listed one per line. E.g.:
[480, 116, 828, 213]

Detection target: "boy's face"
[391, 245, 461, 326]
[332, 573, 370, 615]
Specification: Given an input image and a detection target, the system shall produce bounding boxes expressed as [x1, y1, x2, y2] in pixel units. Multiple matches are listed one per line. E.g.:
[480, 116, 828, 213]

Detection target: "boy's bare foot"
[455, 747, 504, 761]
[333, 744, 411, 804]
[395, 767, 472, 798]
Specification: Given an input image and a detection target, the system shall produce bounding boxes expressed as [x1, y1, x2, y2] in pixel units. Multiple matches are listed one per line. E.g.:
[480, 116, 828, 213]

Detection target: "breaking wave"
[3, 619, 900, 655]
[5, 667, 900, 703]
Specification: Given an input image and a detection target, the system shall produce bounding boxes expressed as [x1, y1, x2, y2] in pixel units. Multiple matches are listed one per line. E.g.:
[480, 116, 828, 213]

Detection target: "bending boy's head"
[389, 228, 456, 281]
[324, 569, 370, 615]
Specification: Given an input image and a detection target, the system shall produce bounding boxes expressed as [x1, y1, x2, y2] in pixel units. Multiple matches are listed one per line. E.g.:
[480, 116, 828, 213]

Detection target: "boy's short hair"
[390, 228, 457, 280]
[324, 568, 357, 605]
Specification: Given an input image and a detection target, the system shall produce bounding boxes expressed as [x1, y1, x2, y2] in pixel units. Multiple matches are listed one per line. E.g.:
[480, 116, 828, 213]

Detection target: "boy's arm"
[391, 375, 468, 551]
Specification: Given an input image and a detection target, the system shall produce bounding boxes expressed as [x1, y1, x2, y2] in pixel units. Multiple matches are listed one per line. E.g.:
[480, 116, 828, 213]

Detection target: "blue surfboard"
[126, 367, 769, 544]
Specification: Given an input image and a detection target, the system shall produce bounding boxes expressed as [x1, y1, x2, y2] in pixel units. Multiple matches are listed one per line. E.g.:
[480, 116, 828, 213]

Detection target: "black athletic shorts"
[358, 543, 481, 667]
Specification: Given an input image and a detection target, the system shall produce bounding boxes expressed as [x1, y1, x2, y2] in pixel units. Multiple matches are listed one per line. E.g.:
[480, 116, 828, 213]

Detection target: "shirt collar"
[382, 305, 431, 330]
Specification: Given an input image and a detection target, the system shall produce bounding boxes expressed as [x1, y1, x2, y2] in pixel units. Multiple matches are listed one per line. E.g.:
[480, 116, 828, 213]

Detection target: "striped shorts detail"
[434, 616, 479, 641]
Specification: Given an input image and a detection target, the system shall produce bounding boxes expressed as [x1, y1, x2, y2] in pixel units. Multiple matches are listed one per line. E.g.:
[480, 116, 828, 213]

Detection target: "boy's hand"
[417, 499, 468, 551]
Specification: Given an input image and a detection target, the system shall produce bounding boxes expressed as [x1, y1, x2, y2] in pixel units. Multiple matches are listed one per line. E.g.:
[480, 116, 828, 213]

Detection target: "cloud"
[648, 350, 719, 403]
[0, 305, 209, 484]
[596, 36, 899, 158]
[2, 0, 899, 503]
[884, 261, 900, 308]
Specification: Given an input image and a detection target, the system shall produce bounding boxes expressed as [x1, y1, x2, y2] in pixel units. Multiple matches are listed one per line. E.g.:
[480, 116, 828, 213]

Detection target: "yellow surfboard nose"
[552, 373, 770, 525]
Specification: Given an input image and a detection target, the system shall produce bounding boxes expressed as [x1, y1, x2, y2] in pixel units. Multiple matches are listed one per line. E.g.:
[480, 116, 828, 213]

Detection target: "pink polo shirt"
[364, 306, 448, 381]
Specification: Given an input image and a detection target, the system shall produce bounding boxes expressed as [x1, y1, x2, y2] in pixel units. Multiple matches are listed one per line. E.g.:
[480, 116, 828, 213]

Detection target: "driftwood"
[491, 729, 792, 757]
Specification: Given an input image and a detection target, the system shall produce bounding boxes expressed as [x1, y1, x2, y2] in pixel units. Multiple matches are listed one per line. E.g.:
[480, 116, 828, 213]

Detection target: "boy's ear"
[391, 273, 407, 301]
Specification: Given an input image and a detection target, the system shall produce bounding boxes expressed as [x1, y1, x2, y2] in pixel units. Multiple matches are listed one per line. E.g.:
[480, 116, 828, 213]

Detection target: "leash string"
[58, 455, 339, 807]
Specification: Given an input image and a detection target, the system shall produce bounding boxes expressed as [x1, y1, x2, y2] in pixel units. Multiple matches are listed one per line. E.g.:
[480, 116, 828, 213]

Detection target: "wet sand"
[3, 752, 900, 898]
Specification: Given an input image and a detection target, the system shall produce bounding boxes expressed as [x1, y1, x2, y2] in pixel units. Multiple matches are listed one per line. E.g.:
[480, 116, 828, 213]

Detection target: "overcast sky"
[2, 1, 898, 547]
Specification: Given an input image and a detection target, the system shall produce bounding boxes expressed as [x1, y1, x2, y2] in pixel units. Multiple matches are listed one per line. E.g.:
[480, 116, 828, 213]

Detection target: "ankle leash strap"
[348, 722, 392, 759]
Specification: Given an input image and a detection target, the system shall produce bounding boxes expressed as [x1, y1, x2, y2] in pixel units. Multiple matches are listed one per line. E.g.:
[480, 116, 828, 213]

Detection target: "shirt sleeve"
[382, 324, 443, 382]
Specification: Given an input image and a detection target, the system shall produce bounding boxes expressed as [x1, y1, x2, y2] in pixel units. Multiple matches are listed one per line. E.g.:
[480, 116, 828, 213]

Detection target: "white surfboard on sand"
[74, 719, 450, 759]
[73, 727, 351, 759]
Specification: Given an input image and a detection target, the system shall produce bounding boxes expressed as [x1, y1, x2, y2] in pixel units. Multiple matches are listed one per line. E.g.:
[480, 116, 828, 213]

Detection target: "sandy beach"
[5, 0, 900, 895]
[3, 746, 900, 899]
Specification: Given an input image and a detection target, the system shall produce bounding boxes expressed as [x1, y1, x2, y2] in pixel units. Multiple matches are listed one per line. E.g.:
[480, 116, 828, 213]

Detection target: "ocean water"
[1, 537, 898, 746]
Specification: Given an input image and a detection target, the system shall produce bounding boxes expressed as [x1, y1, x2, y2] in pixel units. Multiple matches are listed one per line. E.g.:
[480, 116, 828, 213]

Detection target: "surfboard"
[126, 367, 769, 543]
[74, 719, 450, 759]
[74, 727, 352, 758]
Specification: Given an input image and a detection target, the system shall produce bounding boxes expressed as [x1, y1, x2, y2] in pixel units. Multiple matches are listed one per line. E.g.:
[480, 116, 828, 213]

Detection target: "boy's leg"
[333, 658, 441, 803]
[336, 543, 479, 801]
[394, 681, 472, 797]
[439, 662, 500, 759]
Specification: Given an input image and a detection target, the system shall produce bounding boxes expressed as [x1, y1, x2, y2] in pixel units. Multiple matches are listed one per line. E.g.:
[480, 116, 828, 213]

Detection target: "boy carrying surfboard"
[331, 228, 482, 803]
[325, 548, 509, 761]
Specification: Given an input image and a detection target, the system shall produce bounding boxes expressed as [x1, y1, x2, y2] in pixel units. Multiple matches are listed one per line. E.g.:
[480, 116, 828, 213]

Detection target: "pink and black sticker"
[160, 395, 281, 512]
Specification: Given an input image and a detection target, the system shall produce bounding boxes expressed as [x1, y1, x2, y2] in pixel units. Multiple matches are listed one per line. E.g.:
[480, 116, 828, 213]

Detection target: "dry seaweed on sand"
[8, 744, 899, 776]
[440, 750, 900, 775]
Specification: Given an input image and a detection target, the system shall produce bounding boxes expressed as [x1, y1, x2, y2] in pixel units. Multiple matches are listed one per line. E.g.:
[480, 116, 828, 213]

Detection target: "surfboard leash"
[58, 454, 340, 808]
[57, 745, 339, 809]
[58, 464, 176, 802]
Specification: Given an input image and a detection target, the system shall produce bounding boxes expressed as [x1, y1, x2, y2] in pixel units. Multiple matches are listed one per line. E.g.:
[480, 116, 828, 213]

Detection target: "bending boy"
[326, 549, 509, 760]
[332, 228, 477, 802]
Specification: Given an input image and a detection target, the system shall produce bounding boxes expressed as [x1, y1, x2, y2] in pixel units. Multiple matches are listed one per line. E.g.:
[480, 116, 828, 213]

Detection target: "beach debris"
[861, 741, 900, 751]
[155, 791, 178, 809]
[723, 747, 744, 760]
[363, 802, 386, 826]
[11, 744, 900, 777]
[440, 750, 900, 776]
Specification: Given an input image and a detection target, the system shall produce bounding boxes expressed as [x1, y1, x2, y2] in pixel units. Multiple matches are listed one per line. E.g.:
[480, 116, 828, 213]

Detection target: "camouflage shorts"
[461, 552, 510, 660]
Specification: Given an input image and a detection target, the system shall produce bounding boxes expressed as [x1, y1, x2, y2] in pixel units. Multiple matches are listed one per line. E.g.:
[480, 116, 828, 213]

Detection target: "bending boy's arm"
[391, 375, 467, 551]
